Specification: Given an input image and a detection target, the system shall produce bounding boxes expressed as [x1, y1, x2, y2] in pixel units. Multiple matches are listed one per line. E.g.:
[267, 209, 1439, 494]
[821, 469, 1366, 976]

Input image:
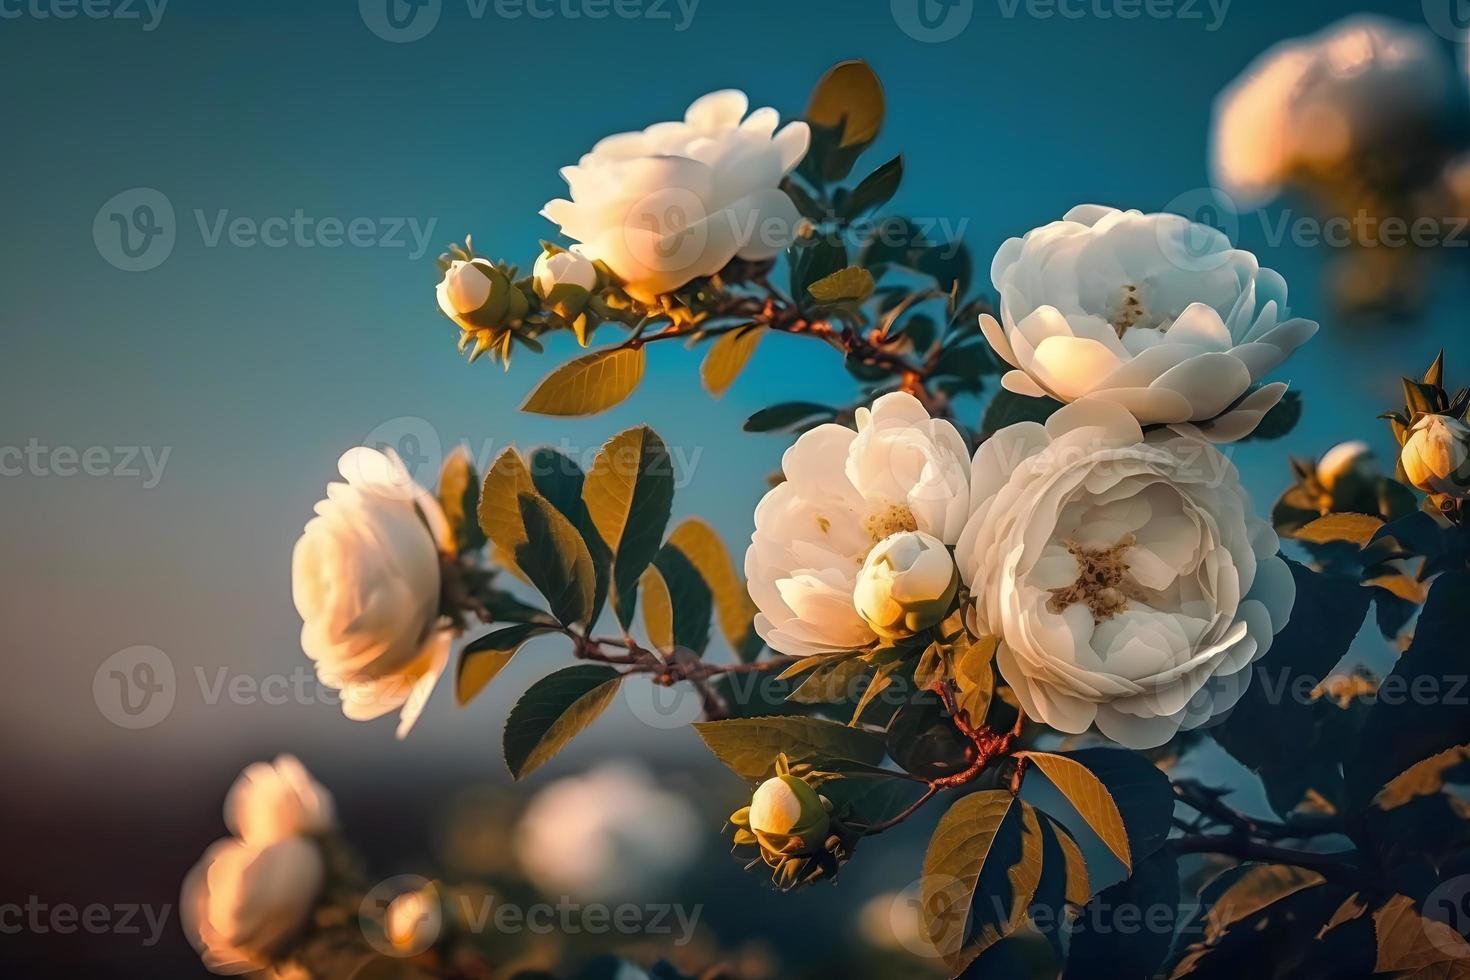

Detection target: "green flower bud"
[748, 774, 830, 856]
[437, 258, 526, 332]
[853, 530, 959, 640]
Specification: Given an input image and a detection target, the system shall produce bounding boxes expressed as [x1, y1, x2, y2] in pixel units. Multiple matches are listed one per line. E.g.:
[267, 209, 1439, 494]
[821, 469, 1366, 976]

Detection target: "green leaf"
[477, 448, 535, 573]
[839, 155, 903, 220]
[437, 446, 485, 555]
[789, 235, 848, 307]
[1063, 849, 1179, 979]
[1295, 513, 1385, 547]
[700, 326, 765, 398]
[647, 544, 712, 655]
[1199, 864, 1326, 945]
[692, 716, 886, 779]
[1031, 814, 1090, 957]
[1346, 571, 1470, 811]
[1022, 751, 1134, 870]
[503, 665, 622, 779]
[521, 346, 646, 416]
[1213, 559, 1372, 789]
[514, 492, 596, 629]
[1029, 748, 1172, 869]
[807, 266, 876, 305]
[743, 401, 835, 433]
[582, 426, 674, 628]
[666, 518, 763, 660]
[456, 623, 557, 705]
[918, 791, 1044, 973]
[950, 632, 997, 726]
[981, 389, 1063, 435]
[528, 447, 608, 625]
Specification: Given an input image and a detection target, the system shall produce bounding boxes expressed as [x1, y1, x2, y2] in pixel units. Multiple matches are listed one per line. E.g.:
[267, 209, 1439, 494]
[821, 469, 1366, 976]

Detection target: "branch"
[1169, 833, 1375, 889]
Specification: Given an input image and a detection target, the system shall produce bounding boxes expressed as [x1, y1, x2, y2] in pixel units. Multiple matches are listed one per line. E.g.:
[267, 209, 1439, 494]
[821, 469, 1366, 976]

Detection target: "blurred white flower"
[532, 247, 598, 297]
[181, 837, 324, 975]
[955, 400, 1295, 749]
[1316, 440, 1376, 491]
[746, 392, 972, 657]
[384, 885, 443, 957]
[982, 204, 1317, 442]
[1212, 16, 1453, 208]
[225, 755, 335, 847]
[542, 89, 809, 302]
[292, 447, 453, 739]
[852, 530, 958, 640]
[515, 764, 700, 903]
[1401, 415, 1470, 497]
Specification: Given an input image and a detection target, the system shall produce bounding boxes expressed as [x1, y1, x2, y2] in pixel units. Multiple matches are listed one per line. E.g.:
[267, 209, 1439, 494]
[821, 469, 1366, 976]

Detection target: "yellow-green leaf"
[515, 493, 596, 629]
[666, 518, 763, 660]
[692, 716, 886, 780]
[1296, 513, 1385, 547]
[456, 624, 556, 705]
[503, 665, 622, 780]
[583, 426, 674, 627]
[700, 326, 765, 398]
[1023, 751, 1133, 870]
[1373, 743, 1470, 811]
[477, 448, 534, 578]
[639, 564, 674, 653]
[806, 59, 885, 148]
[521, 346, 646, 417]
[807, 266, 875, 305]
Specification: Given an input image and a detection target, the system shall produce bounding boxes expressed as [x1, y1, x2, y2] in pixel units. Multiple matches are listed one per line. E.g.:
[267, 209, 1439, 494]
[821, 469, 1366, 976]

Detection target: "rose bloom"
[982, 204, 1317, 442]
[182, 757, 333, 974]
[224, 755, 336, 848]
[541, 89, 809, 302]
[955, 399, 1295, 749]
[746, 392, 971, 657]
[1212, 15, 1453, 209]
[292, 447, 453, 738]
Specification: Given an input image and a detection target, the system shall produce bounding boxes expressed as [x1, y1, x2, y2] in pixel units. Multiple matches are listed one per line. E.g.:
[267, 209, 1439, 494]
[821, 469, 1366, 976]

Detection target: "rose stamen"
[862, 503, 918, 548]
[1046, 534, 1146, 623]
[1110, 283, 1154, 337]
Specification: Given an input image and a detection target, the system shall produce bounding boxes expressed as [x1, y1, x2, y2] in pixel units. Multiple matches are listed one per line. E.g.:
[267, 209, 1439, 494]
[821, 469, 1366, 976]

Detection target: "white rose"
[955, 399, 1295, 749]
[181, 837, 324, 975]
[1212, 16, 1452, 209]
[532, 248, 597, 297]
[292, 447, 453, 739]
[514, 764, 700, 903]
[1401, 415, 1470, 497]
[981, 204, 1318, 442]
[746, 392, 972, 658]
[541, 89, 810, 302]
[224, 755, 335, 848]
[853, 530, 959, 640]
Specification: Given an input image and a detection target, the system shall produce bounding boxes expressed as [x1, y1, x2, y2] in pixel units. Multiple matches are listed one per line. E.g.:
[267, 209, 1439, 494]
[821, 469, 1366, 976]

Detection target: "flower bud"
[436, 258, 528, 332]
[533, 248, 597, 296]
[384, 884, 443, 956]
[853, 531, 959, 640]
[748, 774, 830, 855]
[1401, 415, 1470, 497]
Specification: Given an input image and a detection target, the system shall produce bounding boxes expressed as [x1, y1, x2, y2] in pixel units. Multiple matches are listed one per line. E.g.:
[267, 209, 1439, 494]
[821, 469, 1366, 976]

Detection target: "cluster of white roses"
[182, 757, 335, 974]
[748, 205, 1312, 749]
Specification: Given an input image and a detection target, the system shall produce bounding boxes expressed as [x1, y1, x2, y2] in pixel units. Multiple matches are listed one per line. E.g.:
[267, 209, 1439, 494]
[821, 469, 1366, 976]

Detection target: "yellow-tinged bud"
[853, 530, 959, 640]
[748, 774, 830, 855]
[1401, 415, 1470, 498]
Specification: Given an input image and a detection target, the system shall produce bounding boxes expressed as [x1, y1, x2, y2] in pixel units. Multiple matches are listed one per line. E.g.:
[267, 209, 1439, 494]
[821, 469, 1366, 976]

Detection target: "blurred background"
[3, 0, 1468, 975]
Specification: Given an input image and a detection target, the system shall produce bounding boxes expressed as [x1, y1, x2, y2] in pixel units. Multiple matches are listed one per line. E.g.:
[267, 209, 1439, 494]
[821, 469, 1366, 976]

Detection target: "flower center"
[1110, 283, 1154, 337]
[1046, 535, 1146, 623]
[863, 503, 918, 546]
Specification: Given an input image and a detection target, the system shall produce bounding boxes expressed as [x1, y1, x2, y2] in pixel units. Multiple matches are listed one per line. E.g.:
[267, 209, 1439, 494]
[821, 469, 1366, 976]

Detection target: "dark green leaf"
[648, 544, 712, 655]
[1063, 848, 1179, 980]
[666, 518, 763, 661]
[839, 155, 903, 220]
[583, 426, 674, 628]
[1022, 751, 1134, 870]
[982, 389, 1063, 435]
[1237, 390, 1303, 441]
[692, 716, 886, 779]
[514, 493, 596, 629]
[528, 447, 608, 624]
[503, 664, 622, 779]
[1039, 748, 1173, 866]
[743, 402, 836, 433]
